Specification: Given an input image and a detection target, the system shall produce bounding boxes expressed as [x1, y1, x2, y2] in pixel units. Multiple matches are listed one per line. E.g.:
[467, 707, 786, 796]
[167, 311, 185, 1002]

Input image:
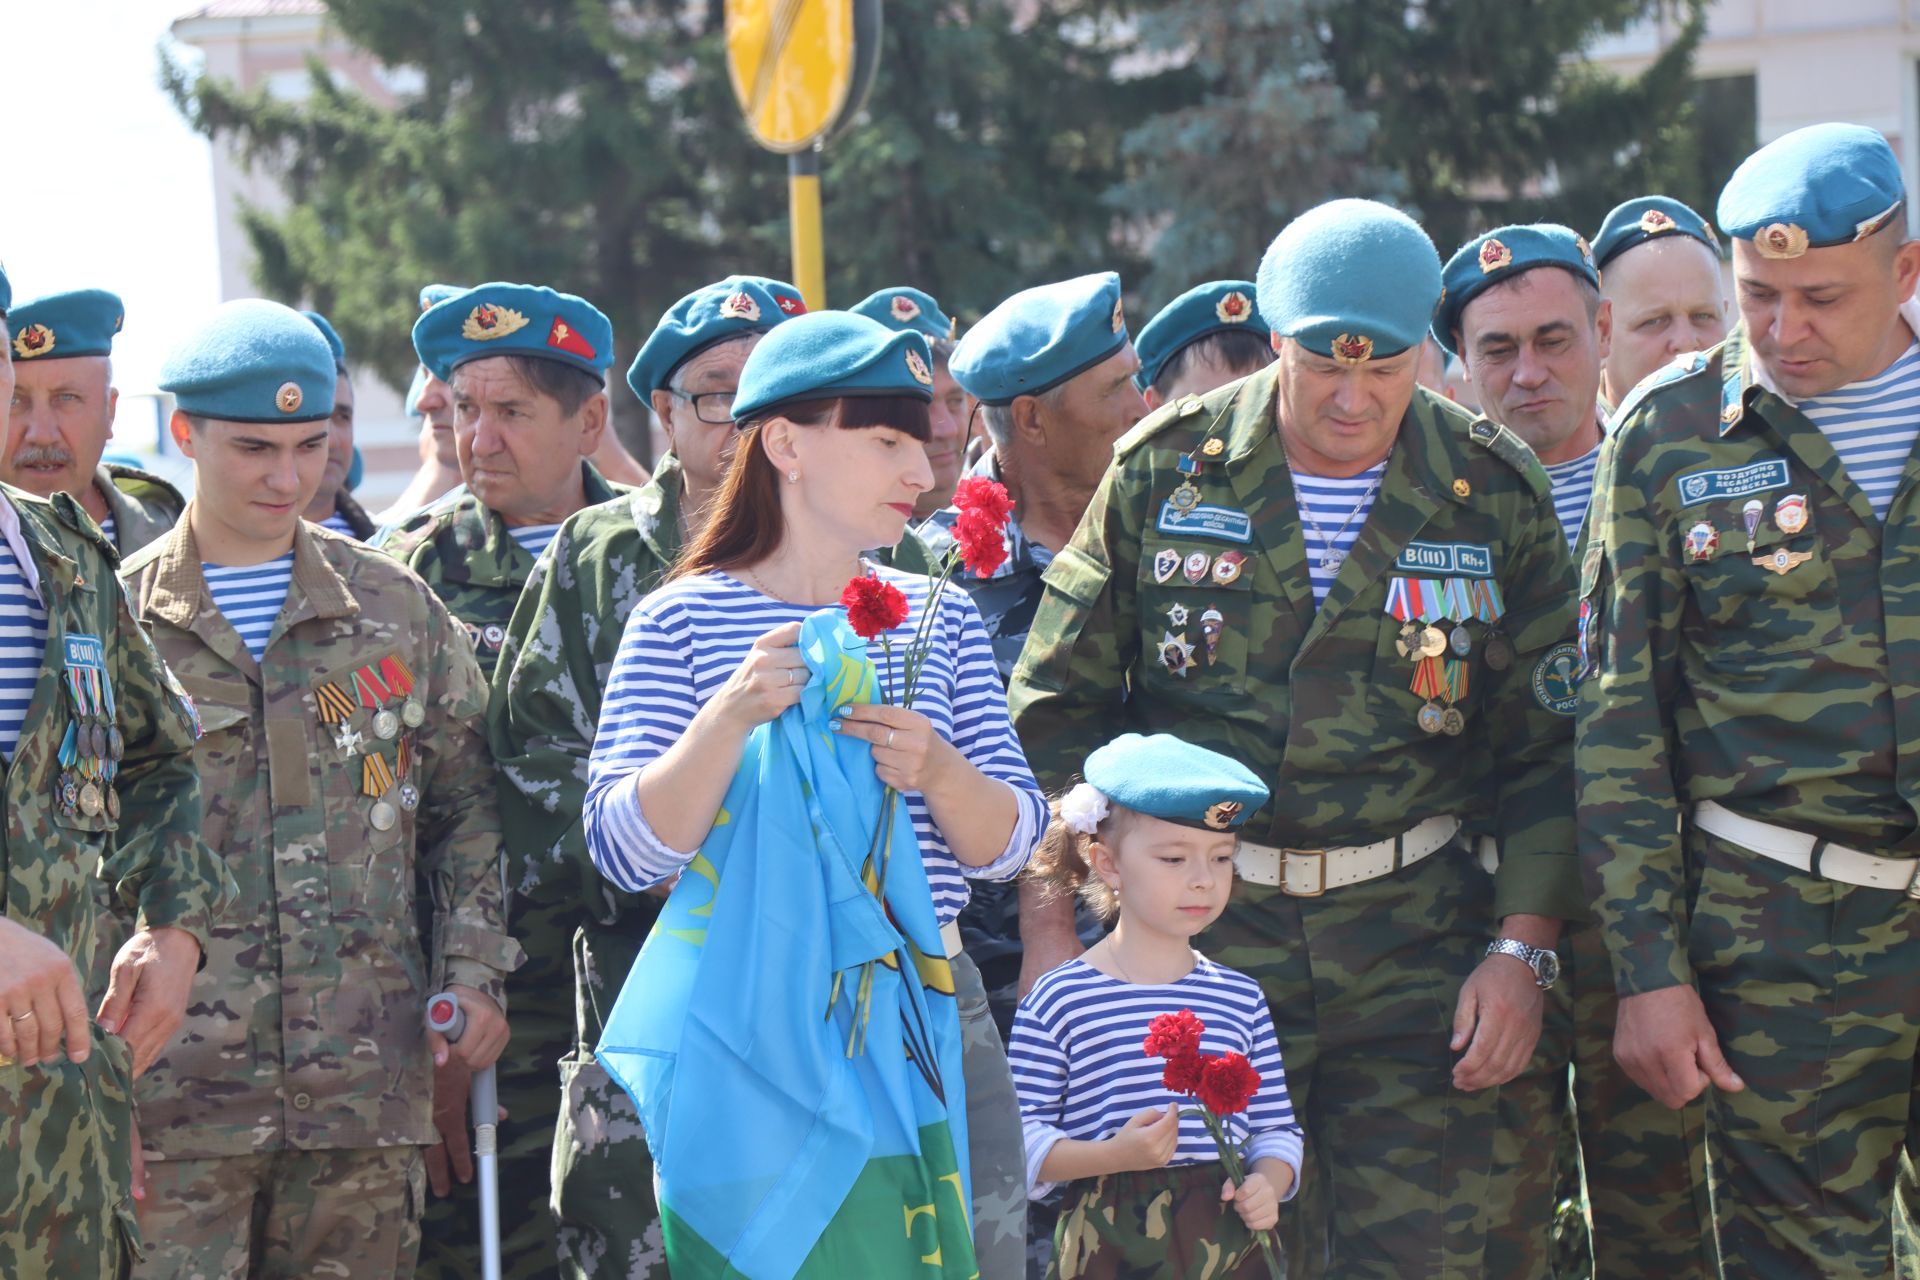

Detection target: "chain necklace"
[1286, 447, 1391, 576]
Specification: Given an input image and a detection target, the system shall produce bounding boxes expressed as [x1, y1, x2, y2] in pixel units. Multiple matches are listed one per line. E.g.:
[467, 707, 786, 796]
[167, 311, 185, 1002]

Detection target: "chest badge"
[1741, 499, 1764, 543]
[1183, 551, 1211, 583]
[1774, 494, 1808, 535]
[1154, 548, 1180, 584]
[1159, 631, 1196, 678]
[1754, 547, 1813, 576]
[1684, 521, 1719, 562]
[1212, 550, 1247, 585]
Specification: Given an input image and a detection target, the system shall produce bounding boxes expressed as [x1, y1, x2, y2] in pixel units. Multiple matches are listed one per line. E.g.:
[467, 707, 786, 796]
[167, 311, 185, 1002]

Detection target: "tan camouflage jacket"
[1011, 364, 1583, 922]
[120, 515, 523, 1157]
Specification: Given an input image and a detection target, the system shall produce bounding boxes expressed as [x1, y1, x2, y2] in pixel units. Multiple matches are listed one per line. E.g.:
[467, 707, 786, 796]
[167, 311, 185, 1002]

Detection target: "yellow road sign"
[725, 0, 857, 154]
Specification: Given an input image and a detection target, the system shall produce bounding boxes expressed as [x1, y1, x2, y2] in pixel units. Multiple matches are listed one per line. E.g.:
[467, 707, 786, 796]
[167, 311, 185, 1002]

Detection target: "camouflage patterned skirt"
[1048, 1162, 1268, 1280]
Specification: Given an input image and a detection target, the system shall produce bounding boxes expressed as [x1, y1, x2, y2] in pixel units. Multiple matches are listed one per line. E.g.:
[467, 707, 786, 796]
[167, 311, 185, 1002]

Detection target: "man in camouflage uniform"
[122, 299, 519, 1279]
[299, 311, 378, 539]
[487, 274, 797, 1279]
[1580, 123, 1920, 1276]
[1438, 225, 1713, 1277]
[1011, 201, 1583, 1277]
[5, 288, 184, 556]
[0, 263, 236, 1280]
[379, 282, 623, 1280]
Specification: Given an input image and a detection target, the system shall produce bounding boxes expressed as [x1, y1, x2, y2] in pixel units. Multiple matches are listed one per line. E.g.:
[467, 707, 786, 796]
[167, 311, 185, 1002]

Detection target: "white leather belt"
[1235, 816, 1462, 896]
[941, 920, 963, 958]
[1695, 800, 1920, 896]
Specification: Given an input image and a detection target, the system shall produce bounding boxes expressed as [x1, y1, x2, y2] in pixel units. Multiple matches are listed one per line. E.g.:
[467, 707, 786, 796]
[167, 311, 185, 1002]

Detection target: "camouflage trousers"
[1688, 825, 1920, 1277]
[1206, 841, 1503, 1279]
[957, 947, 1031, 1279]
[1486, 922, 1717, 1278]
[1048, 1162, 1267, 1280]
[0, 1035, 139, 1280]
[132, 1145, 424, 1279]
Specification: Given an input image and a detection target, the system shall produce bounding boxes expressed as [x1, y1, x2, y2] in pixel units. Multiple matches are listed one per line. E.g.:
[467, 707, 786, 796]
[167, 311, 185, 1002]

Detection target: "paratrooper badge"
[1639, 209, 1676, 235]
[1478, 238, 1513, 274]
[462, 303, 530, 341]
[1203, 799, 1243, 830]
[905, 349, 934, 386]
[547, 318, 598, 360]
[1215, 291, 1253, 324]
[1754, 223, 1809, 260]
[1685, 521, 1719, 562]
[12, 323, 53, 359]
[890, 295, 921, 323]
[1331, 333, 1374, 365]
[719, 291, 762, 323]
[774, 294, 806, 315]
[276, 382, 304, 414]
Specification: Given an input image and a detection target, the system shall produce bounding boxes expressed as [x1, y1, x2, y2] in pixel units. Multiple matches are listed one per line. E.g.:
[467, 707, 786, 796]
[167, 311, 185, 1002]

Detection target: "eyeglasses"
[670, 388, 737, 425]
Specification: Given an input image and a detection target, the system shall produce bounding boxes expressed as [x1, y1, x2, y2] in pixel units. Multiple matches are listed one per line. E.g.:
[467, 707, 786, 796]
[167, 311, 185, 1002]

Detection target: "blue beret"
[1083, 733, 1269, 832]
[1433, 223, 1598, 357]
[1592, 196, 1717, 271]
[949, 272, 1128, 406]
[851, 287, 955, 343]
[419, 282, 464, 313]
[1132, 280, 1260, 392]
[626, 275, 802, 402]
[302, 310, 346, 367]
[8, 289, 124, 362]
[412, 282, 614, 382]
[159, 299, 337, 424]
[0, 260, 10, 316]
[732, 311, 935, 421]
[1258, 199, 1442, 364]
[1718, 123, 1905, 258]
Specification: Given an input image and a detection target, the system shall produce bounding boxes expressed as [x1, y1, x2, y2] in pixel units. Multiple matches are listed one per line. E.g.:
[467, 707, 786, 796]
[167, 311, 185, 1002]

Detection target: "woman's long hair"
[670, 393, 933, 582]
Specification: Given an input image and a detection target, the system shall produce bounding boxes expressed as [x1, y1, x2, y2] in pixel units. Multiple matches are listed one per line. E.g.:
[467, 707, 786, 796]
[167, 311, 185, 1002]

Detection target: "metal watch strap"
[1486, 937, 1556, 989]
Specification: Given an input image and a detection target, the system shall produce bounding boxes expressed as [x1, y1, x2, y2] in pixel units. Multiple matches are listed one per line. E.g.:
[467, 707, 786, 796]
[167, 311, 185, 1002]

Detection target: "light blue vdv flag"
[597, 609, 975, 1280]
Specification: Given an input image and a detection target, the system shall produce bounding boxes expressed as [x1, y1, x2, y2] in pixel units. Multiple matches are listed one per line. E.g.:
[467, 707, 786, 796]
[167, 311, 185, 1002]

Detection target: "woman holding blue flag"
[584, 310, 1047, 1279]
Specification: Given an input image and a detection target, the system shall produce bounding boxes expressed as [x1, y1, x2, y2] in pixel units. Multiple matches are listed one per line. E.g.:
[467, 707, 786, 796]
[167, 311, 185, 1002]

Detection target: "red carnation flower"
[840, 574, 910, 640]
[1162, 1050, 1206, 1096]
[1195, 1052, 1261, 1117]
[950, 477, 1015, 579]
[953, 475, 1015, 526]
[1142, 1008, 1205, 1061]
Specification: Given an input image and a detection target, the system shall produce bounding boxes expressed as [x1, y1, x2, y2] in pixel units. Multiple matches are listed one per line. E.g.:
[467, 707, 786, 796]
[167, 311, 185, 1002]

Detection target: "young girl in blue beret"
[1010, 733, 1303, 1278]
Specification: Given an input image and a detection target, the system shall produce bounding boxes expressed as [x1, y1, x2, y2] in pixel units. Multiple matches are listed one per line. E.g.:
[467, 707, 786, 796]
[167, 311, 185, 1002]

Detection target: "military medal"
[1154, 548, 1180, 584]
[105, 787, 121, 821]
[372, 709, 401, 740]
[1754, 547, 1813, 576]
[333, 724, 365, 756]
[314, 680, 356, 725]
[1159, 631, 1196, 678]
[1483, 634, 1513, 671]
[1442, 579, 1474, 658]
[369, 801, 398, 832]
[1441, 659, 1469, 736]
[79, 781, 102, 817]
[1684, 521, 1718, 562]
[1212, 551, 1247, 585]
[1412, 657, 1447, 734]
[58, 773, 79, 817]
[1441, 707, 1466, 736]
[398, 783, 420, 813]
[1414, 579, 1449, 658]
[1449, 624, 1474, 658]
[1183, 551, 1211, 583]
[1774, 494, 1808, 535]
[1742, 499, 1764, 544]
[1471, 580, 1512, 670]
[400, 699, 426, 729]
[1200, 607, 1224, 661]
[1169, 480, 1201, 514]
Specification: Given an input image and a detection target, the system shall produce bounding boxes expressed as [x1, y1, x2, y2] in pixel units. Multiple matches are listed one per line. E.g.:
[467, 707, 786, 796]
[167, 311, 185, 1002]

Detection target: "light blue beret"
[1084, 733, 1269, 832]
[1258, 199, 1442, 364]
[732, 310, 935, 421]
[8, 289, 124, 361]
[419, 282, 464, 313]
[302, 310, 346, 367]
[1132, 280, 1260, 392]
[1434, 223, 1598, 357]
[1592, 196, 1717, 271]
[626, 275, 801, 401]
[413, 282, 614, 382]
[159, 298, 337, 424]
[851, 287, 955, 343]
[949, 272, 1128, 406]
[1718, 123, 1905, 257]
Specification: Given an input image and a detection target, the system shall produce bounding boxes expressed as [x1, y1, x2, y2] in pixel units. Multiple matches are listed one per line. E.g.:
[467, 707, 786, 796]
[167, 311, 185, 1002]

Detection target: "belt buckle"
[1281, 848, 1327, 898]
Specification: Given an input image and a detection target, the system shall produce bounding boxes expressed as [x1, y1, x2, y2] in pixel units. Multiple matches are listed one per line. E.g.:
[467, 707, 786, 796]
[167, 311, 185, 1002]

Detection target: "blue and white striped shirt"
[0, 530, 48, 761]
[507, 522, 562, 561]
[1796, 341, 1920, 522]
[1293, 461, 1388, 604]
[583, 568, 1047, 926]
[318, 512, 359, 539]
[97, 514, 118, 547]
[1010, 955, 1304, 1198]
[1544, 444, 1602, 551]
[203, 554, 294, 662]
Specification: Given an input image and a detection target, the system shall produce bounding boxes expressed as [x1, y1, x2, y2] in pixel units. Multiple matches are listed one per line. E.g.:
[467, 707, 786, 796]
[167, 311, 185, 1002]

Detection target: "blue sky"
[0, 0, 220, 393]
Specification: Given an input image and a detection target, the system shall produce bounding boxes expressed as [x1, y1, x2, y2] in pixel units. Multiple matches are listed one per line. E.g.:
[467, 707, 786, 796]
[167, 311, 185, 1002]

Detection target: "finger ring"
[9, 1011, 33, 1022]
[785, 669, 795, 686]
[886, 729, 896, 748]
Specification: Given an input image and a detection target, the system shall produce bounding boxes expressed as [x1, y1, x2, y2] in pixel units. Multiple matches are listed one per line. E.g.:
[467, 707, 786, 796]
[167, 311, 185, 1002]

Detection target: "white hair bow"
[1060, 782, 1110, 836]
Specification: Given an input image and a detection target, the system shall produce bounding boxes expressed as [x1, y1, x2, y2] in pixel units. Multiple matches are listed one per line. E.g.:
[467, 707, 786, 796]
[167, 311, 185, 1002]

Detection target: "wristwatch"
[1486, 938, 1560, 990]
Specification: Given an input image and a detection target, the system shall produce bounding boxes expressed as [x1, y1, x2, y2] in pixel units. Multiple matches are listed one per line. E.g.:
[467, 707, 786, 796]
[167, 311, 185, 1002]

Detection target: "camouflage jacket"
[1010, 364, 1583, 922]
[917, 450, 1054, 681]
[1576, 325, 1920, 996]
[0, 485, 231, 1256]
[120, 516, 523, 1158]
[376, 462, 625, 678]
[96, 463, 185, 557]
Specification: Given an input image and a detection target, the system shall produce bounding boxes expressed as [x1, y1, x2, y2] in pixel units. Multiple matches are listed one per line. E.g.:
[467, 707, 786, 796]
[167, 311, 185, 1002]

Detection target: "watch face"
[1535, 950, 1561, 987]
